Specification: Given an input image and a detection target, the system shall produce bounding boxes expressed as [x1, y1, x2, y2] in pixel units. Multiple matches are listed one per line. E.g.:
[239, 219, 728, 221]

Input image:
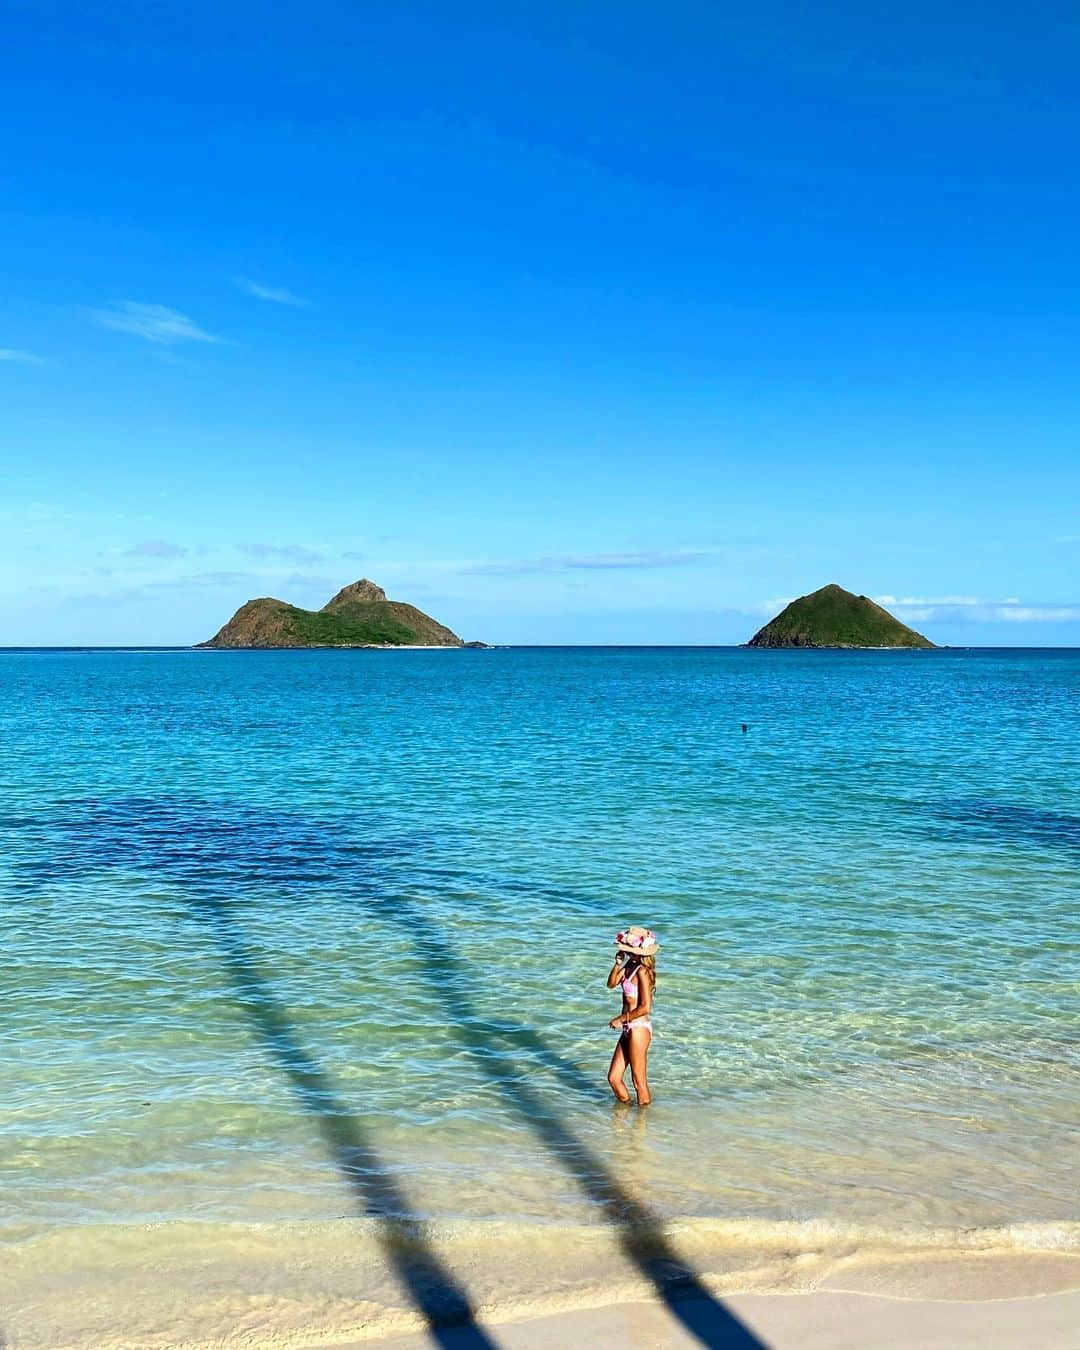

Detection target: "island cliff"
[747, 584, 935, 649]
[198, 579, 467, 648]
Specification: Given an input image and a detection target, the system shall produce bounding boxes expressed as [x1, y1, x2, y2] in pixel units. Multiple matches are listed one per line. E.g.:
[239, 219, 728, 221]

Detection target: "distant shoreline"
[2, 644, 1079, 653]
[194, 642, 474, 651]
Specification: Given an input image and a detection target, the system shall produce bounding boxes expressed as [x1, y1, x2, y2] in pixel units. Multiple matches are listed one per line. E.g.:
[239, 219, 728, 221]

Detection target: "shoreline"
[4, 1216, 1078, 1348]
[192, 642, 475, 650]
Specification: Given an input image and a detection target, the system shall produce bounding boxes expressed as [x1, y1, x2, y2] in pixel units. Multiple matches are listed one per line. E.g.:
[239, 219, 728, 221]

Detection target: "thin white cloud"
[885, 596, 1079, 624]
[875, 594, 1017, 608]
[876, 594, 983, 607]
[463, 548, 719, 576]
[992, 605, 1080, 622]
[751, 593, 1077, 625]
[239, 543, 325, 564]
[0, 348, 44, 363]
[232, 277, 306, 306]
[91, 302, 222, 344]
[126, 539, 189, 559]
[151, 571, 254, 589]
[142, 568, 334, 594]
[748, 596, 797, 615]
[282, 571, 338, 591]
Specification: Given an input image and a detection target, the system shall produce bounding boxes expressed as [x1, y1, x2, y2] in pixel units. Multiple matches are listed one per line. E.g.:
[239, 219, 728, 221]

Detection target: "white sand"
[3, 1222, 1077, 1348]
[353, 1249, 1080, 1348]
[367, 1285, 1080, 1350]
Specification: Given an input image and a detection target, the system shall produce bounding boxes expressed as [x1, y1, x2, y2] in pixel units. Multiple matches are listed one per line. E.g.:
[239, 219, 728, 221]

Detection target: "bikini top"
[620, 963, 648, 996]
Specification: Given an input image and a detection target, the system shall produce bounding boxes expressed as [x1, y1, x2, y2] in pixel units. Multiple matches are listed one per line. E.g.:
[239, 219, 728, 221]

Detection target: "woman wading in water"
[606, 926, 658, 1105]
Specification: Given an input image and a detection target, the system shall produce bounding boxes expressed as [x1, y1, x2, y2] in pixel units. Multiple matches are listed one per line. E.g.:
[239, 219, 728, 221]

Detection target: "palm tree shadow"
[928, 798, 1080, 861]
[380, 896, 764, 1349]
[189, 894, 496, 1350]
[191, 885, 764, 1348]
[9, 796, 762, 1347]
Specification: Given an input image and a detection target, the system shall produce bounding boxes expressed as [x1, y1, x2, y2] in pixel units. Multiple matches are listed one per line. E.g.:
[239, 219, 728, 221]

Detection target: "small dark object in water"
[741, 723, 748, 733]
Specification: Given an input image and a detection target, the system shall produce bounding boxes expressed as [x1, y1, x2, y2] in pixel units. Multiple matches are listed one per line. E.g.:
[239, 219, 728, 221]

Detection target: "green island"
[197, 579, 476, 648]
[747, 583, 935, 648]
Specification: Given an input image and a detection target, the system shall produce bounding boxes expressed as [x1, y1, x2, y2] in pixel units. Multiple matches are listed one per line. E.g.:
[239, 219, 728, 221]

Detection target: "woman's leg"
[626, 1028, 652, 1105]
[607, 1034, 631, 1102]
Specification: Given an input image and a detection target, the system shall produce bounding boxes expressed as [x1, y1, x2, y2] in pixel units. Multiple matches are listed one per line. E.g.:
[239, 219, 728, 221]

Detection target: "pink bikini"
[618, 970, 653, 1034]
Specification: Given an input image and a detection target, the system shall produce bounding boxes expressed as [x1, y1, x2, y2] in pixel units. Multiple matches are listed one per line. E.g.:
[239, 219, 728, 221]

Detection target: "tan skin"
[606, 952, 654, 1105]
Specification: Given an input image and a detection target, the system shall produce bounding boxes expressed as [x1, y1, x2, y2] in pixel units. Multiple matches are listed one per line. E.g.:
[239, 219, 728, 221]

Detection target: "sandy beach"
[358, 1243, 1080, 1348]
[4, 1216, 1078, 1348]
[366, 1287, 1080, 1350]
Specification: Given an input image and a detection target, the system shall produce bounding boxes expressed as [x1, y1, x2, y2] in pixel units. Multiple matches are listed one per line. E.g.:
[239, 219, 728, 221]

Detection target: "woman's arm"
[606, 953, 626, 988]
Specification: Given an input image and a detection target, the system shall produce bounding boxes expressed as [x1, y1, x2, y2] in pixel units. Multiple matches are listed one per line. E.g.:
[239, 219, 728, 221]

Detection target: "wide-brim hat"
[615, 925, 660, 955]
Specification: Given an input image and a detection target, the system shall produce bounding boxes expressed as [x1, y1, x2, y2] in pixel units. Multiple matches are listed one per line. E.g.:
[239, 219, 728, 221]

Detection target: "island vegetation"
[198, 579, 469, 648]
[747, 584, 935, 648]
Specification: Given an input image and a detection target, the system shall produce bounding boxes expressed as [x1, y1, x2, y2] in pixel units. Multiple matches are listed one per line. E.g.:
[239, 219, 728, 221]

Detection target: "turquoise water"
[3, 647, 1078, 1261]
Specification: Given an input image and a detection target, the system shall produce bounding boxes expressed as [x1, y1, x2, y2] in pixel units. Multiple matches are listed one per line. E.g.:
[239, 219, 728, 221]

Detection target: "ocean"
[2, 646, 1077, 1344]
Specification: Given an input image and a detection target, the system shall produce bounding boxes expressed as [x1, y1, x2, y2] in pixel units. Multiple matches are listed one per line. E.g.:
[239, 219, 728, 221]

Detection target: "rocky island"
[198, 579, 473, 648]
[747, 584, 935, 648]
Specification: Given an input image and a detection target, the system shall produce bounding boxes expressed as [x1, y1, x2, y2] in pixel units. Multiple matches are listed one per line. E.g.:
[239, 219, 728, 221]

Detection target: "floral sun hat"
[614, 925, 660, 955]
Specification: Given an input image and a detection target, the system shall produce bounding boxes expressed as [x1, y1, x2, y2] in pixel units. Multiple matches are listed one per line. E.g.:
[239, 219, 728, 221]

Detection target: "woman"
[606, 926, 659, 1106]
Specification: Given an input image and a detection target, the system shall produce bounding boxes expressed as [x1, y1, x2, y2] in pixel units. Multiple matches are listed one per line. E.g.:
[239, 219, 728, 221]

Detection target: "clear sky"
[3, 1, 1078, 645]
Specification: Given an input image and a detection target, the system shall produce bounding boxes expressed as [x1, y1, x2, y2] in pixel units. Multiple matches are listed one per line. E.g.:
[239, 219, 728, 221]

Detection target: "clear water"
[3, 648, 1078, 1256]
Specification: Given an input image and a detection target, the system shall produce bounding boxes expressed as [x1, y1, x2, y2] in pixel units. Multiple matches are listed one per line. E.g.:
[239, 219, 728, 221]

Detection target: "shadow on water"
[366, 895, 764, 1349]
[4, 796, 606, 934]
[3, 796, 424, 891]
[194, 894, 762, 1349]
[9, 797, 763, 1348]
[188, 893, 495, 1349]
[927, 798, 1080, 860]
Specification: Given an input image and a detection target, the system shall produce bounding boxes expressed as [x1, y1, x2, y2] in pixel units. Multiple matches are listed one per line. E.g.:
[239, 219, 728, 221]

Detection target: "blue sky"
[2, 1, 1078, 645]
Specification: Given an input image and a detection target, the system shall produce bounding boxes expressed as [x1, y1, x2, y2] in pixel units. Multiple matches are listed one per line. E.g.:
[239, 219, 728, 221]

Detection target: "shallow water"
[2, 647, 1078, 1287]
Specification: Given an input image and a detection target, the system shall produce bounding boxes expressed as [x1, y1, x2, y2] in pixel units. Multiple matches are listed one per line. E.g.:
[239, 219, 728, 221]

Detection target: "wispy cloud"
[990, 605, 1080, 622]
[462, 548, 718, 576]
[874, 594, 998, 607]
[52, 572, 256, 608]
[238, 543, 325, 564]
[750, 594, 998, 618]
[126, 539, 189, 559]
[156, 570, 253, 589]
[0, 347, 44, 364]
[871, 593, 1079, 624]
[750, 593, 1078, 625]
[282, 571, 337, 590]
[91, 302, 222, 345]
[150, 568, 333, 595]
[232, 277, 306, 306]
[752, 596, 796, 615]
